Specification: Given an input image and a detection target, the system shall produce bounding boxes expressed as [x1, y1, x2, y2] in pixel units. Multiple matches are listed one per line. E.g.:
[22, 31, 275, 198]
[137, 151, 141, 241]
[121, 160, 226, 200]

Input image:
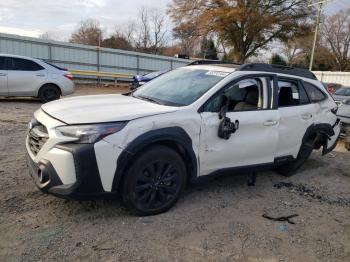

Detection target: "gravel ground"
[0, 85, 350, 262]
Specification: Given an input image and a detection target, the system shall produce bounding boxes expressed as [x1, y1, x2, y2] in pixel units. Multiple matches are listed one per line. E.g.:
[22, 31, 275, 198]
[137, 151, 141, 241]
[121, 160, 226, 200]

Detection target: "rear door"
[7, 57, 47, 96]
[275, 78, 316, 158]
[0, 56, 8, 95]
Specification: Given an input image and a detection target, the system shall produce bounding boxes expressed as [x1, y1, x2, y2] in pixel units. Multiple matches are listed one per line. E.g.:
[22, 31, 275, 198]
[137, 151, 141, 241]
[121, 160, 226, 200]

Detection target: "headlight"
[343, 99, 350, 105]
[56, 122, 127, 144]
[139, 81, 146, 85]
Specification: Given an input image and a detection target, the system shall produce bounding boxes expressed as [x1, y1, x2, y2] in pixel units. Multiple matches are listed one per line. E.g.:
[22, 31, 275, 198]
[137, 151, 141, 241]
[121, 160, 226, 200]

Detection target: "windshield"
[335, 88, 350, 96]
[133, 67, 229, 106]
[144, 71, 164, 78]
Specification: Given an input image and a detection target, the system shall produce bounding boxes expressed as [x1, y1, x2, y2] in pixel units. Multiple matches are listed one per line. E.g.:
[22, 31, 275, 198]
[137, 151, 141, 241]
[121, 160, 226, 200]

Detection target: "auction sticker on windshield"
[205, 71, 229, 77]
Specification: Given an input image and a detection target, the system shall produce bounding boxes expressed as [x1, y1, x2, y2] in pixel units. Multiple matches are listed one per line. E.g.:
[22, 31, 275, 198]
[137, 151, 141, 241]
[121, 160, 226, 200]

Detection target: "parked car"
[26, 63, 340, 216]
[0, 54, 74, 102]
[131, 71, 166, 90]
[337, 99, 350, 124]
[332, 87, 350, 104]
[322, 82, 342, 94]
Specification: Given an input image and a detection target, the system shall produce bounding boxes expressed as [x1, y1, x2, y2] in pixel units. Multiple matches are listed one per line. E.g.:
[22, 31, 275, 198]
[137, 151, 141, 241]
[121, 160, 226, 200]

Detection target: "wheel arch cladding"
[302, 123, 335, 151]
[112, 127, 198, 191]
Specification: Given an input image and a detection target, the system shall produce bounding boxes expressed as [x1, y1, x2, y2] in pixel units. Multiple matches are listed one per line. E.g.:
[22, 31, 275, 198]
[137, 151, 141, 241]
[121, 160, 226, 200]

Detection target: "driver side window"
[203, 77, 268, 112]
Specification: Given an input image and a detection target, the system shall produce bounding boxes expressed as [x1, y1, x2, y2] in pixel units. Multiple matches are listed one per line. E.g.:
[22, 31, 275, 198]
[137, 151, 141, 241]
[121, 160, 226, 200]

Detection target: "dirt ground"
[0, 85, 350, 262]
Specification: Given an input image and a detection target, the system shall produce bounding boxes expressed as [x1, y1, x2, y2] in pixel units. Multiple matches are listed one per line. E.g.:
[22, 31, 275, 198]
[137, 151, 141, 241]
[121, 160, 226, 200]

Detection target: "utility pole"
[309, 0, 327, 71]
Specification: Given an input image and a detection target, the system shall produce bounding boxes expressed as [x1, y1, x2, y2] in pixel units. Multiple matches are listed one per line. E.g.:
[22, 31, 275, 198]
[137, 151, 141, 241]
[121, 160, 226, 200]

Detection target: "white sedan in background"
[0, 54, 74, 103]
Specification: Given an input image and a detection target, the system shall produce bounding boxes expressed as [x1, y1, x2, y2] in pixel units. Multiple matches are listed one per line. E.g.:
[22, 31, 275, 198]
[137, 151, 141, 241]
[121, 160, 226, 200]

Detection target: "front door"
[0, 56, 8, 96]
[198, 75, 280, 176]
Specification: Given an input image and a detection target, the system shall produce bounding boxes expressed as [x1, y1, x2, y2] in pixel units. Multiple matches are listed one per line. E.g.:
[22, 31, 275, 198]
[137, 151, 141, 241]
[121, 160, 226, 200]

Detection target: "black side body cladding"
[112, 127, 198, 191]
[55, 144, 105, 196]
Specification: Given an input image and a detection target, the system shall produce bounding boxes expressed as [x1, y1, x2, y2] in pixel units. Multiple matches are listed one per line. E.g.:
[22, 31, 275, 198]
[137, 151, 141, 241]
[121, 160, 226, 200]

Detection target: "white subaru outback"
[26, 63, 340, 215]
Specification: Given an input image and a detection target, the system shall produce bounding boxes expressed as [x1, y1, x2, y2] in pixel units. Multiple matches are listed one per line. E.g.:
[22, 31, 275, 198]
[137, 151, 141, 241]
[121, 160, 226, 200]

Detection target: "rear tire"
[275, 140, 314, 177]
[38, 84, 61, 103]
[121, 145, 186, 216]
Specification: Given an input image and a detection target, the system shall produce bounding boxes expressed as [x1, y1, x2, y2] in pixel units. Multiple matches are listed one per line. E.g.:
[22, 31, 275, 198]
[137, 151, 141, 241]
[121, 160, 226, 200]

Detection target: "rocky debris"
[274, 182, 350, 207]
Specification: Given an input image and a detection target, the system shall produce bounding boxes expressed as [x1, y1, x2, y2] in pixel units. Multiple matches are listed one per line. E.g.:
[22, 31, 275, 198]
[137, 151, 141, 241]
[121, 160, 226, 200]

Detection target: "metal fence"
[0, 33, 190, 80]
[313, 71, 350, 86]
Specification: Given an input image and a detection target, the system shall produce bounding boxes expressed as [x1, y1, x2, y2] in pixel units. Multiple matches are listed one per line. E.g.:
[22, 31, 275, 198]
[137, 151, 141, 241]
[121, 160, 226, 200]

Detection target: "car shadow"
[0, 97, 41, 103]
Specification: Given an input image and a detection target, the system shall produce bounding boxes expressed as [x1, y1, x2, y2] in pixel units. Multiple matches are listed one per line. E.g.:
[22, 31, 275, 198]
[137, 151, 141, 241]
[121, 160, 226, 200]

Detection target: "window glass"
[278, 80, 309, 107]
[9, 58, 44, 71]
[133, 67, 228, 106]
[335, 87, 350, 96]
[303, 82, 326, 102]
[203, 78, 265, 112]
[42, 61, 66, 71]
[0, 57, 6, 70]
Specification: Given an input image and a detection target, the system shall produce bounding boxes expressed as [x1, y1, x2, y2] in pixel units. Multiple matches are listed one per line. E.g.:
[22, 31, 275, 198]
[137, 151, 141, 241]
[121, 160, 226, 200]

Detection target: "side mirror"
[217, 94, 239, 139]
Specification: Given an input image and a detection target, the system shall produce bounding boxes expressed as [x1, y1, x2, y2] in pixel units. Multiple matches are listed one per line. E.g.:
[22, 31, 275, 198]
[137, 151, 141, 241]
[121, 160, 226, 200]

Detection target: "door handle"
[263, 120, 278, 126]
[36, 74, 45, 77]
[302, 113, 312, 120]
[0, 73, 7, 76]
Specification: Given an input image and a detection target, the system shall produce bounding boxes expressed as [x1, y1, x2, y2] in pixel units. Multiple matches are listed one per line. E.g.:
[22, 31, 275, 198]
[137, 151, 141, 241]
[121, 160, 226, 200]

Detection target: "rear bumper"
[26, 143, 108, 199]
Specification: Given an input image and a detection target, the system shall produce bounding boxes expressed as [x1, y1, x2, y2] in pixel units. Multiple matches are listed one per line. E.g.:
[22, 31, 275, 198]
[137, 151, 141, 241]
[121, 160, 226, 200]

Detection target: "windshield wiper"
[134, 95, 162, 105]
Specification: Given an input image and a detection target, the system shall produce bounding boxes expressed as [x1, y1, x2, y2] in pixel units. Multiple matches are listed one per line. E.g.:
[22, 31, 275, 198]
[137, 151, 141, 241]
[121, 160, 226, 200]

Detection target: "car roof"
[0, 53, 38, 61]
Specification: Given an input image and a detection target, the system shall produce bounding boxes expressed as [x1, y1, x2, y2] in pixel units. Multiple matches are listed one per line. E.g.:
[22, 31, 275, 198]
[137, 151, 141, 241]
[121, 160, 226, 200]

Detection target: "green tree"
[270, 54, 287, 66]
[198, 37, 218, 60]
[102, 34, 133, 50]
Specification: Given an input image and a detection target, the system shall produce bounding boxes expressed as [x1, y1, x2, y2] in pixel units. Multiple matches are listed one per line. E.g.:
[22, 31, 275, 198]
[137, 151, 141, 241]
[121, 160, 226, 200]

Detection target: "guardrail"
[69, 69, 134, 85]
[70, 69, 133, 79]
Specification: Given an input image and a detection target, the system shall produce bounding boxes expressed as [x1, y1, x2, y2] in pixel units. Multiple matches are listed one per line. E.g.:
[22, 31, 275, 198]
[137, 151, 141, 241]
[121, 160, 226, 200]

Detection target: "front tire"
[39, 84, 61, 103]
[121, 145, 186, 216]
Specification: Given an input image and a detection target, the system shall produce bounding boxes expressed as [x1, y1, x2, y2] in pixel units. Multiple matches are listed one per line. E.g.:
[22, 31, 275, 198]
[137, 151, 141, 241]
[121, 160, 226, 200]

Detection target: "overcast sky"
[0, 0, 349, 41]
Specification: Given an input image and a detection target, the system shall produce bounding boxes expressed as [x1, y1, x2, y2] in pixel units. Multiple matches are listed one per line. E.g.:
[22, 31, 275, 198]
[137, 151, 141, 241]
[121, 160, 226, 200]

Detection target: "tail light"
[64, 73, 73, 81]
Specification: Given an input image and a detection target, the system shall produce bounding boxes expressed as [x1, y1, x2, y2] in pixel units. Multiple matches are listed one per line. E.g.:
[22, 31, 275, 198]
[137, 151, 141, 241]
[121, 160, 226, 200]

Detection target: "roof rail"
[238, 63, 317, 80]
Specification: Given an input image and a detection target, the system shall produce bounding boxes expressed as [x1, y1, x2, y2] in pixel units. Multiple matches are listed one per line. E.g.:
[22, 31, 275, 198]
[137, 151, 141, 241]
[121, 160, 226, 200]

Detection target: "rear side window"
[9, 58, 44, 71]
[303, 82, 327, 102]
[278, 80, 309, 107]
[43, 61, 67, 71]
[0, 57, 6, 70]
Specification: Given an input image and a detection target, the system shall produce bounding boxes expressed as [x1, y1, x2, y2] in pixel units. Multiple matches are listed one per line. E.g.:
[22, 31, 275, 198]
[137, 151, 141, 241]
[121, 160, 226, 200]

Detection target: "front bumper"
[26, 143, 108, 199]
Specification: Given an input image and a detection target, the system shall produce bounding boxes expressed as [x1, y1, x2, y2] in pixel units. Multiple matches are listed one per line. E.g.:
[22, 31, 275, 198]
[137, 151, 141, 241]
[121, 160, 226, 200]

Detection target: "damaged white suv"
[26, 63, 340, 215]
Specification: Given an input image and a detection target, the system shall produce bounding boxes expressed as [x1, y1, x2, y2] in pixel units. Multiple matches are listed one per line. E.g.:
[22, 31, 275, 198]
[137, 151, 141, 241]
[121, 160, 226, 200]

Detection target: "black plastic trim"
[192, 162, 274, 183]
[112, 127, 197, 190]
[238, 63, 317, 80]
[55, 143, 105, 196]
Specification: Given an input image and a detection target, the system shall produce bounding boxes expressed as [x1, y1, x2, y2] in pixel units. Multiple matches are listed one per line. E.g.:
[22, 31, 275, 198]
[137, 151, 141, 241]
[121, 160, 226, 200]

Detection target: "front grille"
[28, 122, 49, 156]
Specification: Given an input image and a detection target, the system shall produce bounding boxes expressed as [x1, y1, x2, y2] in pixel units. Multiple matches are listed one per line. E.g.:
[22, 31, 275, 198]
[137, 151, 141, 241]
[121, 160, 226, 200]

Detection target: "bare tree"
[70, 19, 104, 46]
[135, 7, 151, 51]
[133, 7, 168, 54]
[39, 32, 55, 40]
[150, 9, 167, 54]
[322, 9, 350, 71]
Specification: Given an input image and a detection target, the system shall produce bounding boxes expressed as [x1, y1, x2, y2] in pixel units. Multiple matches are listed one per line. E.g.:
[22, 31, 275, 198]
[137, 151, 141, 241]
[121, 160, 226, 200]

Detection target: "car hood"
[41, 94, 178, 124]
[333, 95, 348, 101]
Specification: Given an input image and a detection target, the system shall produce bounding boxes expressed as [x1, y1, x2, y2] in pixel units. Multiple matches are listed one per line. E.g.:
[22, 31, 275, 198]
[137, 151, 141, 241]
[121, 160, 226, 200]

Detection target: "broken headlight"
[56, 122, 127, 144]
